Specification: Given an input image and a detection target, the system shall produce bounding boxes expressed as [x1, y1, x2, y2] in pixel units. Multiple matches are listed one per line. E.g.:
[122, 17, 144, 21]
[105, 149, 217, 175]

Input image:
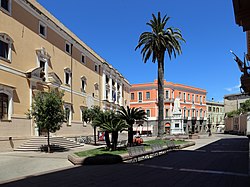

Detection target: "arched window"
[0, 93, 8, 120]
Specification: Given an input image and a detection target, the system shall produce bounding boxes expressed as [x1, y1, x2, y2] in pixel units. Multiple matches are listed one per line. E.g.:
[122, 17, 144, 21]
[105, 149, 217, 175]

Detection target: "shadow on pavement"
[1, 138, 250, 187]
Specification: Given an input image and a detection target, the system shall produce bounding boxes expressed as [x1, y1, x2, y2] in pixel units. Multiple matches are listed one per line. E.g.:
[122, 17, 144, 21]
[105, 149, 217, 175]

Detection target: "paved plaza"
[0, 133, 250, 186]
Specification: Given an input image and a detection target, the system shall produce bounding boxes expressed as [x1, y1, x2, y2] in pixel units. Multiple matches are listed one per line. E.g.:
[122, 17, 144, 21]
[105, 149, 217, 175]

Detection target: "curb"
[68, 141, 196, 165]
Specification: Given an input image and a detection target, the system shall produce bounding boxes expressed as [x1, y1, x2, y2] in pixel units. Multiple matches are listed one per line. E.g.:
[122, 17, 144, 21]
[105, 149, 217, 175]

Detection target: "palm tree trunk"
[128, 125, 134, 146]
[104, 131, 111, 149]
[47, 129, 50, 153]
[93, 126, 97, 145]
[157, 52, 165, 137]
[111, 131, 118, 151]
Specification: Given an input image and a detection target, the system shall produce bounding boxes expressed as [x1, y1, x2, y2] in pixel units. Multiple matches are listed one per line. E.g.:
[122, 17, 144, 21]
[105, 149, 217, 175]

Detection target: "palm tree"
[93, 111, 128, 150]
[92, 111, 111, 149]
[118, 106, 147, 146]
[135, 12, 185, 137]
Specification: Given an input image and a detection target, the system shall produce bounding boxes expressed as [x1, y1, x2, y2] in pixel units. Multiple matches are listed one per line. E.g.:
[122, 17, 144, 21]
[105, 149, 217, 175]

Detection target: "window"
[112, 90, 116, 102]
[200, 109, 203, 117]
[208, 107, 212, 112]
[64, 68, 71, 85]
[192, 94, 194, 102]
[188, 109, 190, 117]
[175, 123, 179, 128]
[0, 40, 9, 60]
[200, 96, 202, 104]
[213, 107, 215, 112]
[39, 21, 47, 38]
[138, 92, 142, 102]
[0, 93, 8, 120]
[105, 89, 109, 100]
[0, 0, 11, 13]
[166, 90, 169, 99]
[81, 76, 87, 92]
[65, 42, 71, 54]
[165, 109, 169, 118]
[106, 75, 109, 84]
[81, 54, 85, 64]
[146, 92, 150, 99]
[146, 109, 150, 117]
[0, 33, 12, 61]
[95, 64, 98, 72]
[183, 93, 186, 102]
[188, 94, 190, 101]
[131, 93, 134, 100]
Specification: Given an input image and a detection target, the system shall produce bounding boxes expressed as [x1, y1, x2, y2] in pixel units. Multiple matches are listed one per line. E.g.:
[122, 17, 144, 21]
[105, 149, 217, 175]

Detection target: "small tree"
[82, 106, 101, 145]
[89, 106, 101, 145]
[29, 90, 65, 153]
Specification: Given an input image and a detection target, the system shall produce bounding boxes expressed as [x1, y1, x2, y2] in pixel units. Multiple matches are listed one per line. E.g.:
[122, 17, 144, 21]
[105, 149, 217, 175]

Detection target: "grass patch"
[74, 139, 186, 157]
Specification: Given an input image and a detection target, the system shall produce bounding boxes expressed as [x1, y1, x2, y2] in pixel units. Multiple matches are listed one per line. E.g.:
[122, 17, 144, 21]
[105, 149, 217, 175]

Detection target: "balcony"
[164, 98, 174, 103]
[191, 117, 197, 123]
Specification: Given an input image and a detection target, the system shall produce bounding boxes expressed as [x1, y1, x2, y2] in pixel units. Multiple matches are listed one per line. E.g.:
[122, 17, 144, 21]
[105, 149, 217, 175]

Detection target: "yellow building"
[0, 0, 130, 138]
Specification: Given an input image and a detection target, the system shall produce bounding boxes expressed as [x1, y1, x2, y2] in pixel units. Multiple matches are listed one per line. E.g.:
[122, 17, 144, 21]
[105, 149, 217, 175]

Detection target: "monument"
[171, 98, 185, 135]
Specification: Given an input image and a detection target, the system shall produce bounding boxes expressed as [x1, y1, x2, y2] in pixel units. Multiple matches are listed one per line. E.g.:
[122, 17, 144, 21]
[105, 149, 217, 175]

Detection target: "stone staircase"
[14, 136, 84, 151]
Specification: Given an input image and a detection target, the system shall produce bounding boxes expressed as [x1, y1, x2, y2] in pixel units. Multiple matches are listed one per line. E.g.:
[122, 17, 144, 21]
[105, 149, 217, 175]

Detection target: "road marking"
[179, 168, 249, 177]
[138, 164, 249, 177]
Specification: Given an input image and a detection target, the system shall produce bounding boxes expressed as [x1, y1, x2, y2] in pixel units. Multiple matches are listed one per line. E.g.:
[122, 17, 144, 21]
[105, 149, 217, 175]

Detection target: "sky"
[37, 0, 246, 102]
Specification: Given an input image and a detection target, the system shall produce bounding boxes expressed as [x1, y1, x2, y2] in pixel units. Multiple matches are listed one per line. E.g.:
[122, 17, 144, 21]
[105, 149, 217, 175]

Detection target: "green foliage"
[135, 12, 185, 63]
[226, 99, 250, 117]
[81, 105, 101, 125]
[239, 99, 250, 113]
[30, 90, 65, 133]
[117, 106, 147, 146]
[93, 110, 128, 133]
[93, 110, 128, 150]
[118, 106, 147, 125]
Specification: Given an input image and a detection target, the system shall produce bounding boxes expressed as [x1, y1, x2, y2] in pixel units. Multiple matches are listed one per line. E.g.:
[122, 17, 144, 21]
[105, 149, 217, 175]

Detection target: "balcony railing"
[164, 98, 174, 103]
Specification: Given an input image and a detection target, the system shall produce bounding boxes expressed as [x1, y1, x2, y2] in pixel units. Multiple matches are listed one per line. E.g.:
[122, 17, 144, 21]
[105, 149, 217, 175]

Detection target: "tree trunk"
[47, 129, 50, 153]
[157, 52, 165, 137]
[104, 131, 111, 149]
[93, 126, 97, 145]
[128, 125, 134, 146]
[111, 131, 119, 151]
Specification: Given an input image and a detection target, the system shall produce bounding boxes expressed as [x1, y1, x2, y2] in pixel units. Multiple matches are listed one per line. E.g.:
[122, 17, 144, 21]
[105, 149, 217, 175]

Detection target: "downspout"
[70, 44, 73, 124]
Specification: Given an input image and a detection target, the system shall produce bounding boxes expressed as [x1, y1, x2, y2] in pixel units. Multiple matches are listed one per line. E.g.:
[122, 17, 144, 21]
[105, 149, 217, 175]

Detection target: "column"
[102, 72, 106, 100]
[109, 76, 112, 102]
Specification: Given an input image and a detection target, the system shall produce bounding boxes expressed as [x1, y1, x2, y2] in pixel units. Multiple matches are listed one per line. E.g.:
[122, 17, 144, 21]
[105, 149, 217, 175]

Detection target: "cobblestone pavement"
[0, 133, 250, 187]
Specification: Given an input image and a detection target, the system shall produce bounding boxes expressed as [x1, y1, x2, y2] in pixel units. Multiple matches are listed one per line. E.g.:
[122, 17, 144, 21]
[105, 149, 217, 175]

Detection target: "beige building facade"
[0, 0, 130, 138]
[206, 100, 225, 132]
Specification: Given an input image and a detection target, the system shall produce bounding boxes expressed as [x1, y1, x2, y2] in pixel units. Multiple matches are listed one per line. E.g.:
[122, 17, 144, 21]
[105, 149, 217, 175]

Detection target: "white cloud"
[225, 83, 240, 93]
